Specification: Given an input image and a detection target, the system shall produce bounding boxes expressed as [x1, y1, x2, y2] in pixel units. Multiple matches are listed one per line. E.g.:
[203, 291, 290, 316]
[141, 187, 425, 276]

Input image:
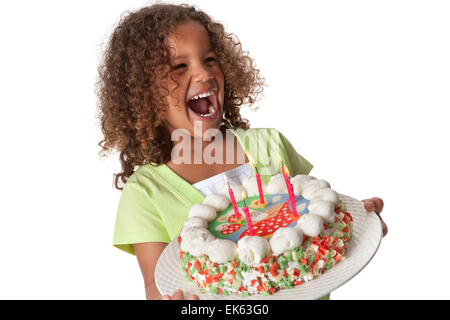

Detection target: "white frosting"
[188, 203, 217, 222]
[269, 227, 303, 256]
[302, 179, 331, 199]
[237, 236, 271, 266]
[202, 193, 229, 211]
[310, 188, 339, 205]
[183, 216, 208, 230]
[206, 238, 238, 263]
[290, 175, 316, 195]
[296, 213, 324, 237]
[308, 200, 335, 223]
[242, 176, 268, 197]
[220, 183, 245, 202]
[266, 173, 288, 194]
[180, 227, 215, 256]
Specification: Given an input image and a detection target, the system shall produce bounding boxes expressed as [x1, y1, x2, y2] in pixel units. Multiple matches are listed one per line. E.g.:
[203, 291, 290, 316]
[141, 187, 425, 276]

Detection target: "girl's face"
[162, 20, 225, 137]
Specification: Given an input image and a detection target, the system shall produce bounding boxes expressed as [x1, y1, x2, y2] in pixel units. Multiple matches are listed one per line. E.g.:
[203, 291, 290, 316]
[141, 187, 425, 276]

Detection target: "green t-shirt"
[113, 128, 313, 255]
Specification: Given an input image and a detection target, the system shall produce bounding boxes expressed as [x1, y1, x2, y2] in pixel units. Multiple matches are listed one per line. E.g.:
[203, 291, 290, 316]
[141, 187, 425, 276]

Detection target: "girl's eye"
[173, 63, 187, 70]
[206, 56, 217, 62]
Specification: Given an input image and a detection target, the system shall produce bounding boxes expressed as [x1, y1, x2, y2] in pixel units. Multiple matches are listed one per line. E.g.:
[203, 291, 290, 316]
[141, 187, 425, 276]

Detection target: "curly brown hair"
[96, 3, 265, 190]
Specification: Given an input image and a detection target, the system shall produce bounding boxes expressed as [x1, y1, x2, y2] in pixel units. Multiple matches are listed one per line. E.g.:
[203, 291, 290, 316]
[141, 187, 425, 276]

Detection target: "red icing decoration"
[239, 201, 294, 239]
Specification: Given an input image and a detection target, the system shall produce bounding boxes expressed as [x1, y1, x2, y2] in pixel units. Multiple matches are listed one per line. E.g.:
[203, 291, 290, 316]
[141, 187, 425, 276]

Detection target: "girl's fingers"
[159, 289, 198, 300]
[362, 197, 384, 215]
[171, 289, 185, 300]
[362, 197, 388, 237]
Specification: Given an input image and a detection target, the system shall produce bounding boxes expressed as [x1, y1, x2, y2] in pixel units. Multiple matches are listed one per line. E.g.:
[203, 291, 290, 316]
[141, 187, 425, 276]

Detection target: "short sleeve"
[278, 131, 314, 176]
[113, 179, 170, 255]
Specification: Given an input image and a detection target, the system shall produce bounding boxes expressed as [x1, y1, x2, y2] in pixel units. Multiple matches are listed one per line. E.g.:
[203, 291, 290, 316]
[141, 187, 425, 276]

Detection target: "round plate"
[155, 194, 382, 300]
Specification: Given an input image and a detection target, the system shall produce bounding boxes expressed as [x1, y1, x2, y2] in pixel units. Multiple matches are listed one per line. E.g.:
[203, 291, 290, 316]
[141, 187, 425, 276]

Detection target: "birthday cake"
[178, 173, 353, 296]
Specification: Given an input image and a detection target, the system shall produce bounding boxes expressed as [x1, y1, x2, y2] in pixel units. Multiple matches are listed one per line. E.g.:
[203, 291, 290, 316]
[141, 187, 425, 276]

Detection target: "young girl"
[96, 3, 387, 300]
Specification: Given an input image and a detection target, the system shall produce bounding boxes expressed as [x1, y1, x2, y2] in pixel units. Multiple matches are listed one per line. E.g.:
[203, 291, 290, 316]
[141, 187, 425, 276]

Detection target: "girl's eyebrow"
[172, 48, 215, 61]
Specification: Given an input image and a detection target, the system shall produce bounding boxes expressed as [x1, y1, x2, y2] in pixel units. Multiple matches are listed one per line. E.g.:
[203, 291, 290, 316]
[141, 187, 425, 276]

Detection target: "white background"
[0, 0, 449, 299]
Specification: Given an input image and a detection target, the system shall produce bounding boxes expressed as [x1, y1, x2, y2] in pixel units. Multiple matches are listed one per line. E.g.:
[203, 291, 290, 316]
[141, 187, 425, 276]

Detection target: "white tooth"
[209, 105, 214, 112]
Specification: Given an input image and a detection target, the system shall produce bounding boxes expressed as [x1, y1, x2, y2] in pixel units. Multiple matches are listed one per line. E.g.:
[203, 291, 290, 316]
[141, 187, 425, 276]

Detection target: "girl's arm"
[133, 242, 200, 300]
[134, 242, 166, 300]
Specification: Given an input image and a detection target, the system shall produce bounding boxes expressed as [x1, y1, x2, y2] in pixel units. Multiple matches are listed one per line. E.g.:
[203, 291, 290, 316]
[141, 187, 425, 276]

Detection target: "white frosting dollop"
[206, 238, 238, 263]
[310, 188, 339, 205]
[266, 173, 288, 194]
[269, 227, 303, 256]
[308, 199, 335, 223]
[302, 179, 331, 200]
[183, 216, 208, 230]
[296, 213, 324, 237]
[237, 236, 271, 266]
[220, 182, 245, 202]
[290, 175, 316, 195]
[202, 193, 229, 211]
[242, 176, 268, 197]
[188, 203, 217, 222]
[180, 227, 215, 256]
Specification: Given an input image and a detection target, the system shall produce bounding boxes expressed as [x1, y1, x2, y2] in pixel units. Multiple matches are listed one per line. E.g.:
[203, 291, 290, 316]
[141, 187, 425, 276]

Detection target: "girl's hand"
[362, 197, 388, 237]
[159, 289, 199, 300]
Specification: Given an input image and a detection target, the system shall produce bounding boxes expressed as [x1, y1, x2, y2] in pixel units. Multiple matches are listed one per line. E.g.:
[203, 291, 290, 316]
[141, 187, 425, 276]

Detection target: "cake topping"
[206, 238, 238, 263]
[302, 179, 331, 199]
[220, 182, 245, 202]
[183, 216, 208, 229]
[308, 200, 335, 223]
[202, 193, 229, 211]
[309, 188, 339, 205]
[296, 213, 324, 237]
[242, 176, 268, 198]
[290, 174, 317, 195]
[188, 203, 217, 222]
[180, 227, 215, 256]
[266, 173, 289, 194]
[269, 227, 303, 256]
[237, 236, 271, 266]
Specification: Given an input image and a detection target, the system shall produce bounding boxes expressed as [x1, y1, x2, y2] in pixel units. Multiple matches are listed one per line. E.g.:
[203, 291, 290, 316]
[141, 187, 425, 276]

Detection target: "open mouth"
[187, 90, 219, 121]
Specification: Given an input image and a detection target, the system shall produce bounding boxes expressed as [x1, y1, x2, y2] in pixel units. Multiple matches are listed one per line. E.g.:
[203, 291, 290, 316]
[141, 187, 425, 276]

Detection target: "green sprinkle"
[209, 286, 218, 294]
[263, 265, 269, 272]
[308, 255, 315, 266]
[220, 265, 226, 274]
[240, 291, 249, 297]
[261, 291, 271, 296]
[287, 253, 293, 262]
[222, 289, 229, 296]
[279, 260, 286, 270]
[236, 271, 243, 280]
[199, 288, 206, 294]
[299, 265, 306, 276]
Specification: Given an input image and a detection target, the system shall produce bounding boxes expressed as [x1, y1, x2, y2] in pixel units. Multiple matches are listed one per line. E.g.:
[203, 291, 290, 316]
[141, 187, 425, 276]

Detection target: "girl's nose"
[192, 65, 213, 83]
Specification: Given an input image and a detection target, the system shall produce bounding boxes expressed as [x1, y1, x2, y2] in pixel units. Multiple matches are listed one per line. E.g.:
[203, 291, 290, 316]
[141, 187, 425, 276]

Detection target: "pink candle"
[279, 157, 290, 187]
[248, 152, 265, 206]
[255, 172, 265, 205]
[224, 175, 240, 220]
[241, 190, 255, 235]
[287, 182, 299, 218]
[282, 164, 299, 219]
[242, 206, 255, 236]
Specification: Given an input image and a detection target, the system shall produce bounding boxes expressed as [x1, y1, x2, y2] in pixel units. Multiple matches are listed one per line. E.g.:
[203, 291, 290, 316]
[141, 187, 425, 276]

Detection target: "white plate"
[155, 194, 382, 300]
